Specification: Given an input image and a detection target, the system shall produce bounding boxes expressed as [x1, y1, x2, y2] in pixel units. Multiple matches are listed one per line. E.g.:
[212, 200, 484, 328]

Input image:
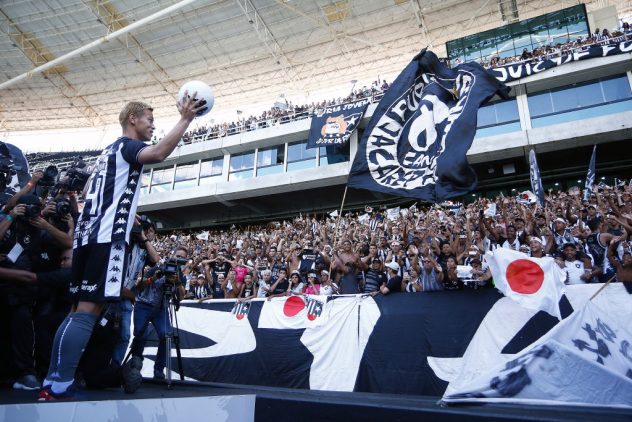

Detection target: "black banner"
[307, 99, 369, 149]
[489, 40, 632, 83]
[347, 49, 508, 202]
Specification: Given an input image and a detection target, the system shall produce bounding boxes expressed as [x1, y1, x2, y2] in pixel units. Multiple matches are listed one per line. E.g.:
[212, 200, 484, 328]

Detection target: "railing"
[478, 34, 632, 70]
[181, 91, 386, 145]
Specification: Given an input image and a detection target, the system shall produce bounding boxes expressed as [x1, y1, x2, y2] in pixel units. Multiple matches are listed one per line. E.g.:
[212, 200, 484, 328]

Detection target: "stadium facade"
[137, 47, 632, 231]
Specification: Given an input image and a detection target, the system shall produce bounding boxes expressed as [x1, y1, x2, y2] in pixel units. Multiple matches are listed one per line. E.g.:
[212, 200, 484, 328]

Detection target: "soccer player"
[39, 93, 205, 400]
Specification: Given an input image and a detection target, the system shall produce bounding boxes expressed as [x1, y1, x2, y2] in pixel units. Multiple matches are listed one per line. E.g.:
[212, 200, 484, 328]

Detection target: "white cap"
[386, 261, 400, 272]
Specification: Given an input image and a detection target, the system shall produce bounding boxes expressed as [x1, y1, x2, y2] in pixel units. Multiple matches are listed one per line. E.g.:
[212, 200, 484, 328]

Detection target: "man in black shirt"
[267, 268, 289, 299]
[380, 261, 402, 295]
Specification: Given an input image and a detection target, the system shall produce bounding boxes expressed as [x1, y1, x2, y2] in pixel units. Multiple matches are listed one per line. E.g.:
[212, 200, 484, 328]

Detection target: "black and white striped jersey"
[74, 137, 147, 248]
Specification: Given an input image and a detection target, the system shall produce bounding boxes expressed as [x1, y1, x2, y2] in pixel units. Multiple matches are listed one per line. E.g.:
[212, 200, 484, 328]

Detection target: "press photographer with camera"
[129, 246, 187, 380]
[111, 215, 159, 366]
[0, 249, 73, 387]
[0, 193, 73, 390]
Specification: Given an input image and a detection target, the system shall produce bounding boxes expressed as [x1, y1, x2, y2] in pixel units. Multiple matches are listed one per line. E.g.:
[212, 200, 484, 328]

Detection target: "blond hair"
[119, 101, 153, 128]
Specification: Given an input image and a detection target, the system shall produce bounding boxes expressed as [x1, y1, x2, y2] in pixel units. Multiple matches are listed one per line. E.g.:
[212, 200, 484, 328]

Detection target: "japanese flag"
[486, 248, 566, 319]
[258, 295, 329, 329]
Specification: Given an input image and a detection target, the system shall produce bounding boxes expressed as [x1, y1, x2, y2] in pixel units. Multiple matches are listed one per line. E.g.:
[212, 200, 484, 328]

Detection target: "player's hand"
[177, 90, 206, 122]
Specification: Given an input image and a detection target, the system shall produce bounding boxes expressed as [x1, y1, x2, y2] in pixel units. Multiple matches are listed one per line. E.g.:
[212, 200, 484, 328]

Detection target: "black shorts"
[70, 241, 128, 304]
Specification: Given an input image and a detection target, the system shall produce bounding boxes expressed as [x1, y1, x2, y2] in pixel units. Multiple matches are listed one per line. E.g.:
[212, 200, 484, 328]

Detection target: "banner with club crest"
[306, 99, 369, 149]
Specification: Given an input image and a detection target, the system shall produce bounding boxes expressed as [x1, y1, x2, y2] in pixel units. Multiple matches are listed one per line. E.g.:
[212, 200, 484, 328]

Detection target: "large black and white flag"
[528, 149, 545, 207]
[347, 50, 509, 202]
[307, 99, 369, 149]
[584, 145, 597, 201]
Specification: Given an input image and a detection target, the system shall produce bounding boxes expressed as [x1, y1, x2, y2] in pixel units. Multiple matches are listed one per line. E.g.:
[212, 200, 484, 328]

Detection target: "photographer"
[129, 246, 187, 380]
[112, 215, 159, 366]
[0, 193, 72, 390]
[0, 248, 73, 378]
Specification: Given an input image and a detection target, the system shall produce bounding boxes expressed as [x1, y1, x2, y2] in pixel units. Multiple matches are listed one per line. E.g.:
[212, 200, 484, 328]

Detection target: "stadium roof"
[0, 0, 630, 133]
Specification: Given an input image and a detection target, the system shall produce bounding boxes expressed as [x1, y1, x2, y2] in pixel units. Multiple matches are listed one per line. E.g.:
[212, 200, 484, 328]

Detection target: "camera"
[24, 203, 41, 219]
[39, 165, 59, 188]
[132, 215, 153, 235]
[51, 158, 90, 195]
[163, 257, 188, 276]
[54, 198, 71, 217]
[63, 158, 90, 192]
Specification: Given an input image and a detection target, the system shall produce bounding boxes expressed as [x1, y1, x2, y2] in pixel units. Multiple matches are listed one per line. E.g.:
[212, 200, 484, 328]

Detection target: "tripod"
[126, 282, 184, 389]
[162, 283, 184, 388]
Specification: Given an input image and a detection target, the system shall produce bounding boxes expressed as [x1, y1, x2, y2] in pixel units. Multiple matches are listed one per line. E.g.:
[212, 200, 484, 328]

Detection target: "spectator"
[303, 272, 320, 295]
[380, 261, 403, 295]
[558, 243, 593, 285]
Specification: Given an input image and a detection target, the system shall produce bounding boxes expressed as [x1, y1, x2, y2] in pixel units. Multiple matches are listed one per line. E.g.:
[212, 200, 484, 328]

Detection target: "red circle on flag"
[283, 295, 305, 317]
[506, 259, 544, 294]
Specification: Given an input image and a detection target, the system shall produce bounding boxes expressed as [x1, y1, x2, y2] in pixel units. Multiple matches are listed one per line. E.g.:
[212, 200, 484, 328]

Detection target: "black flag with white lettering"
[528, 149, 545, 207]
[347, 49, 509, 202]
[584, 145, 597, 201]
[307, 99, 369, 149]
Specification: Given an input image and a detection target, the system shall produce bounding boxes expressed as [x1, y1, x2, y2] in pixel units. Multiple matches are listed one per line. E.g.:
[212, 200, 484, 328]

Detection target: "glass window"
[229, 151, 254, 180]
[230, 151, 254, 172]
[565, 7, 589, 39]
[141, 170, 151, 195]
[495, 26, 513, 58]
[527, 92, 554, 118]
[602, 75, 632, 102]
[529, 75, 632, 127]
[200, 157, 223, 177]
[150, 167, 173, 192]
[175, 162, 199, 182]
[447, 39, 462, 61]
[199, 157, 224, 184]
[477, 104, 497, 127]
[477, 98, 519, 127]
[288, 141, 316, 162]
[320, 143, 350, 165]
[151, 167, 173, 186]
[257, 145, 284, 176]
[287, 141, 316, 171]
[446, 5, 589, 64]
[529, 15, 549, 47]
[511, 20, 532, 51]
[174, 161, 199, 190]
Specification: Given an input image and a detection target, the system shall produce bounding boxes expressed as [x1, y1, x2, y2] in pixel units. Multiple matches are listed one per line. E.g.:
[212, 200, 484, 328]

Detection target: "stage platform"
[2, 380, 631, 422]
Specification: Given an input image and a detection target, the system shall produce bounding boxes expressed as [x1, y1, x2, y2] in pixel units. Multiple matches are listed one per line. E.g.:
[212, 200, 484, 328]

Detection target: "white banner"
[258, 295, 329, 330]
[443, 300, 632, 407]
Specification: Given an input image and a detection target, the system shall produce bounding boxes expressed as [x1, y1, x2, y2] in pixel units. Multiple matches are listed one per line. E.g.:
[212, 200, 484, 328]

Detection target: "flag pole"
[328, 185, 349, 278]
[589, 274, 616, 301]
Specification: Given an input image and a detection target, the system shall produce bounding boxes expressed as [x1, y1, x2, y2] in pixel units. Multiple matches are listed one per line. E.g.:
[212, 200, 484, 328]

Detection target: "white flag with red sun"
[485, 248, 566, 320]
[258, 295, 329, 329]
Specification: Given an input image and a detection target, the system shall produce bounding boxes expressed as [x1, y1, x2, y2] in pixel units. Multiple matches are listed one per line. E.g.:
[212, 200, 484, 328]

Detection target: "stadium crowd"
[149, 182, 632, 300]
[473, 24, 632, 69]
[180, 79, 390, 143]
[2, 147, 631, 392]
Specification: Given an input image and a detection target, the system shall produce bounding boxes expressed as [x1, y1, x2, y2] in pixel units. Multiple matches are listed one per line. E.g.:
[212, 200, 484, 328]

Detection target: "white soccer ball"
[178, 80, 214, 117]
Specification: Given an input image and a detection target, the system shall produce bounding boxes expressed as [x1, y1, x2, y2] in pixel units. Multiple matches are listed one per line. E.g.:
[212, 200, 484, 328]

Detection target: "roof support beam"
[0, 8, 105, 126]
[80, 0, 180, 99]
[0, 0, 203, 92]
[234, 0, 301, 93]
